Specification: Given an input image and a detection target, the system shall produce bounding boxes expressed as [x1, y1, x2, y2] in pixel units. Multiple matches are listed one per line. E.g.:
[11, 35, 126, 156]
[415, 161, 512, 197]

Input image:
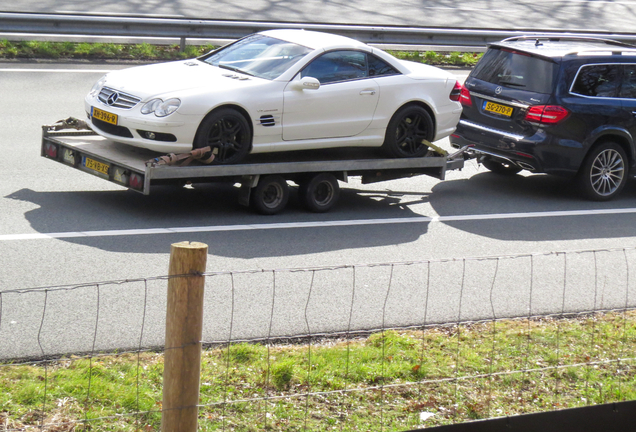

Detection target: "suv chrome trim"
[470, 91, 530, 109]
[459, 120, 525, 141]
[498, 36, 636, 52]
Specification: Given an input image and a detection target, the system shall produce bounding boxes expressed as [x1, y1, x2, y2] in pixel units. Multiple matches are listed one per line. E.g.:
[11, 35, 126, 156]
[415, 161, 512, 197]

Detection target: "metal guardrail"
[2, 12, 636, 48]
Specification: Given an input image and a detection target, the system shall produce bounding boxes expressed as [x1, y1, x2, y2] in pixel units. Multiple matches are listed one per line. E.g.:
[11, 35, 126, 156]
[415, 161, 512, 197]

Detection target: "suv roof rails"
[499, 35, 636, 50]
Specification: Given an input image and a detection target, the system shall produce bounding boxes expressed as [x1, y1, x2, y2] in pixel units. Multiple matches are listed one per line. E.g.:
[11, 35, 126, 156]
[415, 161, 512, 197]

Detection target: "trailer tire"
[194, 108, 251, 164]
[250, 175, 289, 215]
[298, 173, 340, 213]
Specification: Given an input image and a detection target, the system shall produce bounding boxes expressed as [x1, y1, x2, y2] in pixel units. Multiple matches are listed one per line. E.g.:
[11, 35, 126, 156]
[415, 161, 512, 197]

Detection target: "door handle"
[360, 90, 376, 96]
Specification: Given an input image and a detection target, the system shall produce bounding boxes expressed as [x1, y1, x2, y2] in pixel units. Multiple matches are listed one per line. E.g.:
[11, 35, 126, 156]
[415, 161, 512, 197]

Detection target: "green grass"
[0, 40, 216, 61]
[1, 311, 634, 431]
[0, 39, 481, 66]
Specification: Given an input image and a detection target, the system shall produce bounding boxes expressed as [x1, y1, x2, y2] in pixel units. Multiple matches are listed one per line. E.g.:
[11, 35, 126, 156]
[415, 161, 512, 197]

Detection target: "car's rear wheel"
[250, 175, 289, 215]
[382, 105, 434, 158]
[194, 108, 251, 164]
[298, 173, 340, 213]
[481, 157, 523, 175]
[577, 141, 628, 201]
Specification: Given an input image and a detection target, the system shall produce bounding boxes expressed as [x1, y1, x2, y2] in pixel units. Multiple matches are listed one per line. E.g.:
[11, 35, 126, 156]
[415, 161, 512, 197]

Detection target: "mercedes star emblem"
[107, 92, 119, 105]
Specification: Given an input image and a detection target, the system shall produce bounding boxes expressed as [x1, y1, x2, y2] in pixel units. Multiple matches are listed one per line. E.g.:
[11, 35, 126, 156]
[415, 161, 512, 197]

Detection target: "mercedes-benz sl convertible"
[85, 29, 462, 164]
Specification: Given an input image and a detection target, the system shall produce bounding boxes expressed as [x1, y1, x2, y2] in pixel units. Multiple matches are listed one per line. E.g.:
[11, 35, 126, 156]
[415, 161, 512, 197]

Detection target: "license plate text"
[483, 101, 513, 117]
[84, 157, 110, 176]
[92, 107, 118, 125]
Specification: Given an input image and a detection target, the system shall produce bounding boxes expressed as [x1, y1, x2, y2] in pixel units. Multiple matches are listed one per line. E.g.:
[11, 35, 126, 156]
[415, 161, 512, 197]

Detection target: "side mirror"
[292, 76, 321, 91]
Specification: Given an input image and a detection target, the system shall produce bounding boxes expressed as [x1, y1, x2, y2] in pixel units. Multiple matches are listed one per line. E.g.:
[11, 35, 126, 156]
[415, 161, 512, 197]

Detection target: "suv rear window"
[471, 47, 559, 94]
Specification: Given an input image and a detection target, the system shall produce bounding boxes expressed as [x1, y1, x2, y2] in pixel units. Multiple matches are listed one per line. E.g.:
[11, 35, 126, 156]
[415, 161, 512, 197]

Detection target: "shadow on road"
[5, 184, 431, 257]
[7, 168, 636, 256]
[429, 171, 636, 241]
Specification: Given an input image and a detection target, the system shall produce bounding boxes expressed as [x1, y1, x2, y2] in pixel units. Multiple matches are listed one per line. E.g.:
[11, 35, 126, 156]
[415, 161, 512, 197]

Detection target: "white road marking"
[2, 208, 636, 241]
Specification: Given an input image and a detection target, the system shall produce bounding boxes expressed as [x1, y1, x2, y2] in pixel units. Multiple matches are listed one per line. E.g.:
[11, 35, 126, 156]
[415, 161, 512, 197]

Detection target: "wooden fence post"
[161, 241, 208, 432]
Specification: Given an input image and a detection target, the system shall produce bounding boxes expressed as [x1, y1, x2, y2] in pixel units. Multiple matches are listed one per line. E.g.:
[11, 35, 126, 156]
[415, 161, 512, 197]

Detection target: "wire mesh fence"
[1, 246, 635, 431]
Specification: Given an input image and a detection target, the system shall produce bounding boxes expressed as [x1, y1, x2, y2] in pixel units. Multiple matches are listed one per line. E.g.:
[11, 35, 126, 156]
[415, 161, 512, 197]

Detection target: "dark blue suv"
[450, 36, 636, 200]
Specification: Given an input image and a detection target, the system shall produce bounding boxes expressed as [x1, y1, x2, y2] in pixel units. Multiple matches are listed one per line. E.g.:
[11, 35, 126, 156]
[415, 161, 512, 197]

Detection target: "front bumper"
[84, 98, 197, 154]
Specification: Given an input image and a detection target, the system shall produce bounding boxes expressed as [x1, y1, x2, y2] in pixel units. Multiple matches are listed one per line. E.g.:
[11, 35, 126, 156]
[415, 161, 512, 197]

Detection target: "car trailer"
[41, 121, 472, 215]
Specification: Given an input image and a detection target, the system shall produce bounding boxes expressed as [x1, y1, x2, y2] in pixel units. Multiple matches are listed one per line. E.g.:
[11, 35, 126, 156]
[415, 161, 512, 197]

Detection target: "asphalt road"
[1, 63, 636, 360]
[3, 0, 636, 33]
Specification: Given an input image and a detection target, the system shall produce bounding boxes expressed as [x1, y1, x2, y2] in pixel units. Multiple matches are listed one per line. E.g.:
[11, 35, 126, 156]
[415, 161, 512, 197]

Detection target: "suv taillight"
[459, 85, 472, 107]
[525, 105, 569, 124]
[450, 81, 462, 102]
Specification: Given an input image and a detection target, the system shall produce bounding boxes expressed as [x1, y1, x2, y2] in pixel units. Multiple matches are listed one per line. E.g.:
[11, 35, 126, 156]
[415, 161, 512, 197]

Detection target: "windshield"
[201, 34, 312, 80]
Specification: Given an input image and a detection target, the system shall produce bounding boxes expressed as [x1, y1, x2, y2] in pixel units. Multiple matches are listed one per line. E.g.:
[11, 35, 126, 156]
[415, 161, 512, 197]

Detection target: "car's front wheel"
[481, 157, 523, 175]
[577, 141, 628, 201]
[382, 105, 434, 158]
[194, 108, 251, 164]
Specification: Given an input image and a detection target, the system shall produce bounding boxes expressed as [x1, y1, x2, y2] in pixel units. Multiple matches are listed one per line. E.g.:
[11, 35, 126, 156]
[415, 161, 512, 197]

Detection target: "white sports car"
[85, 29, 463, 164]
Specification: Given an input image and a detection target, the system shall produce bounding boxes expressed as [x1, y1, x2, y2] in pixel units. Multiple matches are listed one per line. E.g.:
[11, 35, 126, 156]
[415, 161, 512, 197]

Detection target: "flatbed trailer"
[41, 124, 470, 214]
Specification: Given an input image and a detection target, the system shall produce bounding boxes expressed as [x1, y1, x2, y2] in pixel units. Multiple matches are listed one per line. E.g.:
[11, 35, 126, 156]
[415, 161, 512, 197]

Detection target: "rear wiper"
[218, 64, 255, 77]
[498, 81, 526, 88]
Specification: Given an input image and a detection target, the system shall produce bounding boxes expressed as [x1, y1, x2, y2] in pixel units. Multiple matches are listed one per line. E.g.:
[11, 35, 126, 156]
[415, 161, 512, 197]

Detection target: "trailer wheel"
[382, 105, 434, 158]
[298, 173, 340, 213]
[250, 175, 289, 215]
[194, 108, 251, 164]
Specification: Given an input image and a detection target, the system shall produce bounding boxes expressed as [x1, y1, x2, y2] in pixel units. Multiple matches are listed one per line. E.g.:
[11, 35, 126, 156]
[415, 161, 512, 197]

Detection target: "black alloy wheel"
[383, 105, 434, 158]
[194, 108, 251, 164]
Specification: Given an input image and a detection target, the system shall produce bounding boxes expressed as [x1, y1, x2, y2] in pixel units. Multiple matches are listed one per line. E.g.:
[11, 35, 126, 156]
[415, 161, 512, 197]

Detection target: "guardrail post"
[161, 241, 208, 432]
[180, 37, 186, 52]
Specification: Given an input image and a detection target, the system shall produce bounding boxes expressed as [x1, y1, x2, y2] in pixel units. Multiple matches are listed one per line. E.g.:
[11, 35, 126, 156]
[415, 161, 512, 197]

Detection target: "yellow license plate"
[92, 107, 118, 125]
[483, 101, 513, 117]
[84, 156, 110, 175]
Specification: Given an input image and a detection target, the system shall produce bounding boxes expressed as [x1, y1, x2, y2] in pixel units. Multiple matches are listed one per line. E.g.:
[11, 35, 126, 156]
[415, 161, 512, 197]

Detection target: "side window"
[368, 55, 399, 77]
[301, 51, 367, 84]
[571, 64, 620, 98]
[620, 65, 636, 99]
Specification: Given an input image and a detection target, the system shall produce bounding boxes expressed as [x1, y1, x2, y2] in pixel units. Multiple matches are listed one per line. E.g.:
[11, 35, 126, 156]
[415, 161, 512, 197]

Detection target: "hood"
[102, 60, 261, 98]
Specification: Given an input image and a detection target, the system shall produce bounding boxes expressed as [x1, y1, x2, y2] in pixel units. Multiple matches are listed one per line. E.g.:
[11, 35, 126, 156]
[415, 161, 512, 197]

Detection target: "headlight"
[89, 75, 107, 97]
[141, 99, 162, 114]
[141, 98, 181, 117]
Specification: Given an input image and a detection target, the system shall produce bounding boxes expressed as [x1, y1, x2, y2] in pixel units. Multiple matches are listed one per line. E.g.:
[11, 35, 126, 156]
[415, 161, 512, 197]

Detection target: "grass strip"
[0, 40, 481, 66]
[1, 311, 634, 431]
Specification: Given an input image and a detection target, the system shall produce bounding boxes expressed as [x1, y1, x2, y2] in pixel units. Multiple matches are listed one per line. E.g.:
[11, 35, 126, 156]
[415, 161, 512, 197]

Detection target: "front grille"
[98, 87, 141, 109]
[92, 118, 134, 138]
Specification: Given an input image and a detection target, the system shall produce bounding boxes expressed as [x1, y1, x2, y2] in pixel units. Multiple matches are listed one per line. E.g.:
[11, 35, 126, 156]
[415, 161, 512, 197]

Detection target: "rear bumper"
[449, 120, 542, 172]
[449, 119, 584, 176]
